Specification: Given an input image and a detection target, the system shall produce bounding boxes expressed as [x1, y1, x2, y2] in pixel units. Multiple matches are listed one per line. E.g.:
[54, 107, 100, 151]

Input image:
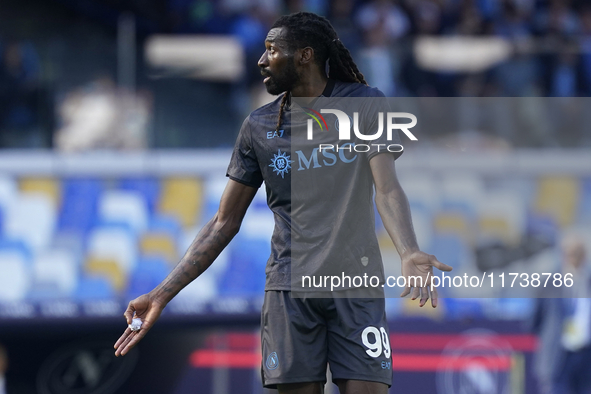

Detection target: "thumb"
[124, 303, 135, 325]
[431, 256, 452, 272]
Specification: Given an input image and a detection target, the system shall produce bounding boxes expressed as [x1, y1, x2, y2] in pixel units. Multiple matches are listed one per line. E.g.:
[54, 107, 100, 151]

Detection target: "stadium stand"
[0, 154, 588, 323]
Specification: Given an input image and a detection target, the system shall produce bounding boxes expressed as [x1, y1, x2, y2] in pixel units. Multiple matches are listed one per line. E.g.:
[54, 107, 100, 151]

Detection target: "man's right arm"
[151, 179, 258, 303]
[114, 179, 258, 356]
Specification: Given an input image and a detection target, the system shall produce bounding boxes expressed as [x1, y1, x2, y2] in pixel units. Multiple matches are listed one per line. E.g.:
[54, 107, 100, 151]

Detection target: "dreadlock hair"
[272, 12, 367, 132]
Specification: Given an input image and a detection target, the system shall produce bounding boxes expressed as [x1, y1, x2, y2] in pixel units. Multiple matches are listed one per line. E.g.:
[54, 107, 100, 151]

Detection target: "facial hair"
[264, 55, 300, 95]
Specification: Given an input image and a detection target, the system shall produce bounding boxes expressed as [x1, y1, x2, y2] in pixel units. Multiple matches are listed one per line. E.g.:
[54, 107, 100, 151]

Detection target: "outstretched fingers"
[115, 331, 136, 357]
[114, 327, 132, 349]
[115, 324, 150, 357]
[430, 286, 439, 308]
[419, 285, 429, 307]
[115, 303, 139, 357]
[400, 285, 411, 298]
[410, 286, 420, 300]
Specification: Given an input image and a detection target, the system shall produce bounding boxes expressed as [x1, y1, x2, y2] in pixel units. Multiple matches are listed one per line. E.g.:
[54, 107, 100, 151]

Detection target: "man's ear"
[298, 47, 314, 65]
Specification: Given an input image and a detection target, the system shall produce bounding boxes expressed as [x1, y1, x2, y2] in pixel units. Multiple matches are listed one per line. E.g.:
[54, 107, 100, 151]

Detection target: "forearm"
[150, 214, 239, 304]
[375, 184, 419, 259]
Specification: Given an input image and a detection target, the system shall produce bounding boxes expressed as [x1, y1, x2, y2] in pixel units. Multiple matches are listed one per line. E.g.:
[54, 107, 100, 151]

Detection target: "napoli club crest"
[266, 352, 279, 370]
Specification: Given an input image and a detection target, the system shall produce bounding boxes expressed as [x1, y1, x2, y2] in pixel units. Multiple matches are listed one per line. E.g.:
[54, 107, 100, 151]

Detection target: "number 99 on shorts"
[361, 326, 391, 360]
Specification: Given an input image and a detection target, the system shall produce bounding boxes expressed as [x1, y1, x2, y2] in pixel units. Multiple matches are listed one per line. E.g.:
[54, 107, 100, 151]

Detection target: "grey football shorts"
[261, 290, 393, 388]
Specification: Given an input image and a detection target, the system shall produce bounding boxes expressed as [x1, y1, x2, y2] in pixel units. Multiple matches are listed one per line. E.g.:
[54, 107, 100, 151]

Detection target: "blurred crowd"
[2, 0, 591, 149]
[0, 38, 46, 147]
[164, 0, 591, 98]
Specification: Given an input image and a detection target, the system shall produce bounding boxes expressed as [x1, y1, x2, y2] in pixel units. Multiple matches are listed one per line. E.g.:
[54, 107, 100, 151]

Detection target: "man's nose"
[258, 51, 268, 68]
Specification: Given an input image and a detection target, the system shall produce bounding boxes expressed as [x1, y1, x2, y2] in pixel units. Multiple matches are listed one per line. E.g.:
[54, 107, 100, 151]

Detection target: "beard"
[263, 57, 300, 95]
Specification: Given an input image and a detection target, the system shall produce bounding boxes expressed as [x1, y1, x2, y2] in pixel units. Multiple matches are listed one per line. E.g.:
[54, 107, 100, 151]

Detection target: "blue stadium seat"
[73, 277, 115, 300]
[427, 234, 469, 270]
[526, 213, 558, 244]
[491, 298, 535, 320]
[202, 178, 227, 224]
[59, 178, 104, 235]
[440, 200, 476, 219]
[219, 237, 269, 296]
[118, 177, 161, 214]
[90, 219, 136, 235]
[0, 238, 33, 264]
[409, 201, 434, 250]
[443, 298, 485, 319]
[149, 214, 182, 237]
[127, 257, 170, 299]
[578, 177, 591, 225]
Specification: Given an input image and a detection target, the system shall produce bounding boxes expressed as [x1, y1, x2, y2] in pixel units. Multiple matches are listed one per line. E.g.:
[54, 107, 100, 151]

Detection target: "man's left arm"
[370, 153, 452, 307]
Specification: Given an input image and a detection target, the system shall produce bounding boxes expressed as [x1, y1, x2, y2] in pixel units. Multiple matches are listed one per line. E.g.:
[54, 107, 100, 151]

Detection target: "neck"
[290, 70, 328, 102]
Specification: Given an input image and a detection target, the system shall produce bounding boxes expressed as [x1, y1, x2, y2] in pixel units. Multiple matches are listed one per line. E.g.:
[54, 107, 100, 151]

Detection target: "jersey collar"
[320, 78, 335, 98]
[285, 79, 335, 110]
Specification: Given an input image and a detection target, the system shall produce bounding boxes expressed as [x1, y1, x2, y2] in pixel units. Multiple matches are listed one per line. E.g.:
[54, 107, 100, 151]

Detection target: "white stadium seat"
[33, 249, 78, 296]
[4, 193, 56, 252]
[98, 190, 149, 233]
[0, 250, 31, 301]
[0, 175, 18, 212]
[87, 227, 137, 273]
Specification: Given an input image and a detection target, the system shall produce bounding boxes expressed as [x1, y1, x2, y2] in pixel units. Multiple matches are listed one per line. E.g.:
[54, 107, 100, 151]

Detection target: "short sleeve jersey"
[226, 79, 402, 290]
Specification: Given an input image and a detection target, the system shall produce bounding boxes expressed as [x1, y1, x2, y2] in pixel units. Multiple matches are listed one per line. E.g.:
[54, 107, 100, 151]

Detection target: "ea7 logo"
[306, 110, 417, 141]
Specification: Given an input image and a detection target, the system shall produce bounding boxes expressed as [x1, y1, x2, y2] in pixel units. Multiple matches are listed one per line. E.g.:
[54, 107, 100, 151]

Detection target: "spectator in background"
[231, 4, 276, 116]
[167, 0, 231, 34]
[450, 1, 494, 96]
[357, 17, 398, 96]
[549, 38, 579, 97]
[285, 0, 306, 15]
[356, 0, 410, 41]
[409, 0, 443, 36]
[578, 6, 591, 95]
[328, 0, 362, 53]
[355, 0, 411, 97]
[0, 38, 42, 147]
[444, 0, 489, 36]
[535, 0, 581, 97]
[400, 1, 445, 96]
[232, 4, 273, 88]
[493, 0, 532, 40]
[490, 1, 538, 96]
[534, 0, 580, 38]
[532, 230, 591, 394]
[0, 343, 7, 394]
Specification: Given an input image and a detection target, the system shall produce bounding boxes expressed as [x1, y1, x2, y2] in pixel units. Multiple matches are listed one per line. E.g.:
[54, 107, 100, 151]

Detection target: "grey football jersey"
[226, 79, 402, 291]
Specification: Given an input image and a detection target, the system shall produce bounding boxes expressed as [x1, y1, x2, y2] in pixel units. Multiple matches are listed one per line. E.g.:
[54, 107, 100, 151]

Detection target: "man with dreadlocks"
[114, 11, 451, 394]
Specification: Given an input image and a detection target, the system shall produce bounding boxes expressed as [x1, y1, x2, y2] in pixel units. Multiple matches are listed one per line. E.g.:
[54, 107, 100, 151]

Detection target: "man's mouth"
[264, 76, 271, 83]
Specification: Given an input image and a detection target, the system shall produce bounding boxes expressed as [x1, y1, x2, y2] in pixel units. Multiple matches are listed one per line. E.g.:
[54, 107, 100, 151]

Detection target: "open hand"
[114, 293, 166, 356]
[400, 251, 452, 308]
